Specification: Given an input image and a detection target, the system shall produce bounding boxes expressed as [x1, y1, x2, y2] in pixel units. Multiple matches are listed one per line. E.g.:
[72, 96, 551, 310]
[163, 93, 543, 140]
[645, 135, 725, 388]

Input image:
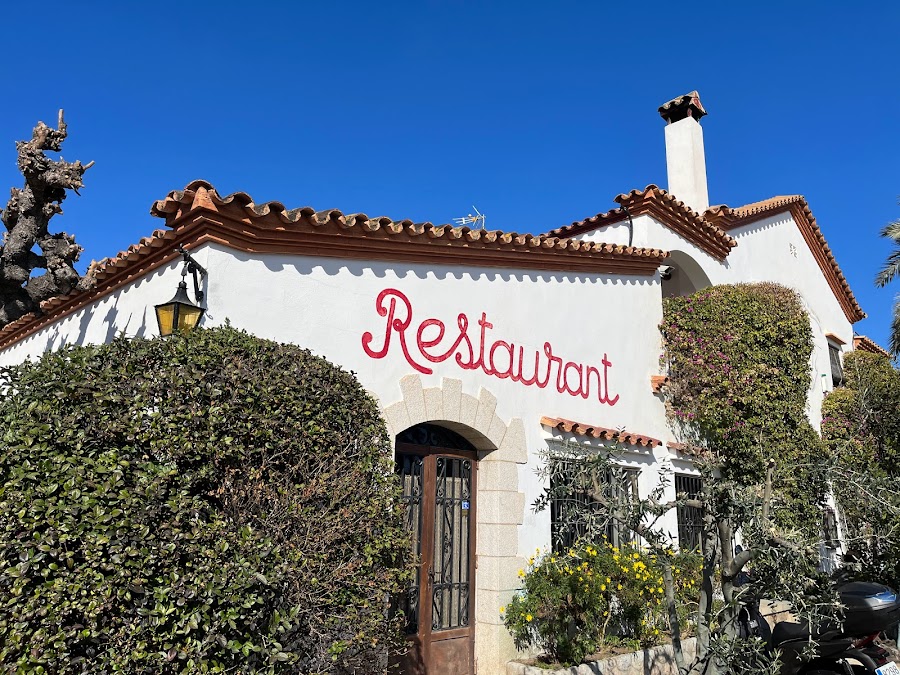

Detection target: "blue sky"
[1, 1, 898, 348]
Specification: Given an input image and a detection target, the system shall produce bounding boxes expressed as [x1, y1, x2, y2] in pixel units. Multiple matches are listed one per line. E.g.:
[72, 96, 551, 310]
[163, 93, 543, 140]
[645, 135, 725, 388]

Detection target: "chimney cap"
[659, 91, 707, 124]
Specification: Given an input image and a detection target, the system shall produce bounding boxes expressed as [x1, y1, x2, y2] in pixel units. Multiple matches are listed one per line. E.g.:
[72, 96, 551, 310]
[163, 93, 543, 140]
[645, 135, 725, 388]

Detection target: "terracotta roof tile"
[149, 180, 669, 274]
[705, 196, 865, 323]
[853, 335, 891, 358]
[548, 185, 736, 261]
[721, 196, 801, 219]
[540, 416, 662, 448]
[667, 441, 704, 457]
[546, 205, 631, 239]
[650, 375, 669, 393]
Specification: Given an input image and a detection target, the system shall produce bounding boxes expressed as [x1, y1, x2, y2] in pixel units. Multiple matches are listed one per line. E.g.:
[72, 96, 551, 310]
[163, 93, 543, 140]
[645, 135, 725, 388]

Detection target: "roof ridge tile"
[547, 184, 736, 260]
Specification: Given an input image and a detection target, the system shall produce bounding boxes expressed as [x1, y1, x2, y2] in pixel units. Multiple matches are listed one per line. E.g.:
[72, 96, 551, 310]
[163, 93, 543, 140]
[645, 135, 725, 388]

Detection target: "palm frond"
[879, 219, 900, 241]
[889, 298, 900, 358]
[875, 248, 900, 287]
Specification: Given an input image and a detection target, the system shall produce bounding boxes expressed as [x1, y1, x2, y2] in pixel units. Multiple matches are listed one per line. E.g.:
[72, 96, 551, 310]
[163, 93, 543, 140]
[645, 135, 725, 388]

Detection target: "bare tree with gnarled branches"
[0, 110, 94, 327]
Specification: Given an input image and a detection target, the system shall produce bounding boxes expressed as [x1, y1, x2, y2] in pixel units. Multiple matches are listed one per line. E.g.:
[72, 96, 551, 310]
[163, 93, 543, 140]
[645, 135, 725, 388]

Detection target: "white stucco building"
[0, 92, 877, 674]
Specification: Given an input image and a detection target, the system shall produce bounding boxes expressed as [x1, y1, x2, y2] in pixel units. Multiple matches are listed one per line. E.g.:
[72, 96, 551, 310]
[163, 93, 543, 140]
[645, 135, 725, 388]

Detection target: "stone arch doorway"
[381, 375, 528, 675]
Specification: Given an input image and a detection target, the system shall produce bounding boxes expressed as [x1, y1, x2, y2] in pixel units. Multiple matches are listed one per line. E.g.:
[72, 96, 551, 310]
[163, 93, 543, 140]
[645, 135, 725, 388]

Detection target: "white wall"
[0, 242, 674, 557]
[198, 244, 670, 556]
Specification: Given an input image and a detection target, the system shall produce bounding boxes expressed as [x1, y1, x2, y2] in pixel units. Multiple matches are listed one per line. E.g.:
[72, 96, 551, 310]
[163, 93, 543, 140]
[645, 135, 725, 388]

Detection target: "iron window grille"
[549, 460, 639, 553]
[675, 474, 703, 551]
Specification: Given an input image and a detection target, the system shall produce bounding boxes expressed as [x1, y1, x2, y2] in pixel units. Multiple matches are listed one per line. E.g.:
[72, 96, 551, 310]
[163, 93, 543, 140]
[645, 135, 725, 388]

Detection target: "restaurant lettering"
[361, 288, 619, 406]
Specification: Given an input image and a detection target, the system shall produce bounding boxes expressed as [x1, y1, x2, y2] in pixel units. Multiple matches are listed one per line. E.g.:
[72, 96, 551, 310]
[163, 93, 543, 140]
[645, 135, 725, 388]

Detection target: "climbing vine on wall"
[661, 282, 828, 533]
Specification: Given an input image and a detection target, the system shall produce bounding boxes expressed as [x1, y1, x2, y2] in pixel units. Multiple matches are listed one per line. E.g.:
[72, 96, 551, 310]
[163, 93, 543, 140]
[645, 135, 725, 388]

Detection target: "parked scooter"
[732, 547, 900, 675]
[769, 581, 900, 675]
[741, 580, 900, 675]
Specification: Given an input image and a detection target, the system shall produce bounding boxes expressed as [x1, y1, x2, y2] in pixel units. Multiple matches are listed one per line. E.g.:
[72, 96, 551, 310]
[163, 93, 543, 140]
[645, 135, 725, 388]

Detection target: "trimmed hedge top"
[0, 326, 410, 674]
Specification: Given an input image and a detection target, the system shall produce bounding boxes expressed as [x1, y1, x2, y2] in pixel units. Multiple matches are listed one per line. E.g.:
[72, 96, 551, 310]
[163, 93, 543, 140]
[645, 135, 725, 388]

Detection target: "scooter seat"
[771, 621, 846, 649]
[771, 621, 810, 646]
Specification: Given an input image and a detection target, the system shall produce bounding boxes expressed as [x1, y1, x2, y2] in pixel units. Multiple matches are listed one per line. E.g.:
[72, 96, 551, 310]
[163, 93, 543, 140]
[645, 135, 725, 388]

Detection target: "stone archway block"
[495, 418, 527, 464]
[400, 374, 427, 424]
[475, 556, 526, 596]
[423, 386, 443, 421]
[441, 377, 462, 420]
[475, 623, 519, 675]
[477, 523, 519, 557]
[460, 393, 479, 428]
[382, 400, 411, 440]
[478, 490, 526, 525]
[477, 461, 518, 490]
[474, 388, 498, 434]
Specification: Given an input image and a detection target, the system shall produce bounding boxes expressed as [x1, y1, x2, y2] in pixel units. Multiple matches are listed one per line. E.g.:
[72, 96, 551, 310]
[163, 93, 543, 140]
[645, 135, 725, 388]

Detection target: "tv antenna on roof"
[453, 206, 485, 230]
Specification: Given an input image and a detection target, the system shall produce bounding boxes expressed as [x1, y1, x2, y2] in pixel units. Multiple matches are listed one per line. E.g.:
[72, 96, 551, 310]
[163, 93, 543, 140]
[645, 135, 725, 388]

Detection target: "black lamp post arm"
[176, 246, 208, 302]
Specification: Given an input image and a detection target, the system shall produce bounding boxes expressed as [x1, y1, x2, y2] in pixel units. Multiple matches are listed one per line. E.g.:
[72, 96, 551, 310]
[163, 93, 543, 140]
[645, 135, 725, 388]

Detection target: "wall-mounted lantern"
[155, 246, 207, 336]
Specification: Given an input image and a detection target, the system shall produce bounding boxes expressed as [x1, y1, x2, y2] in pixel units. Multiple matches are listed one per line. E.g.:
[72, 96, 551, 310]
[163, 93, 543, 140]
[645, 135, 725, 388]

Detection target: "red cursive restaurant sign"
[362, 288, 619, 406]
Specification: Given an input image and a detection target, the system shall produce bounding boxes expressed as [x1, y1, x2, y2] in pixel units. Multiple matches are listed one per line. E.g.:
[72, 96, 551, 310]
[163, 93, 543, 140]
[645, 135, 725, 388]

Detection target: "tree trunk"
[696, 486, 719, 675]
[662, 559, 688, 675]
[718, 519, 738, 639]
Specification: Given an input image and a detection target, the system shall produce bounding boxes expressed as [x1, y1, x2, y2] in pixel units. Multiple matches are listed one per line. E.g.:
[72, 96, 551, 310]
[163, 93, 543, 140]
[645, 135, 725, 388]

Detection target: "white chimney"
[658, 91, 709, 214]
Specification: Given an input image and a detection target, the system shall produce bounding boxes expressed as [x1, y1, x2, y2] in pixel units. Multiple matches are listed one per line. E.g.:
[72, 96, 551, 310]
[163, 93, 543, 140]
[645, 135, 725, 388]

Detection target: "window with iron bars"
[829, 343, 844, 387]
[549, 460, 639, 553]
[675, 474, 703, 551]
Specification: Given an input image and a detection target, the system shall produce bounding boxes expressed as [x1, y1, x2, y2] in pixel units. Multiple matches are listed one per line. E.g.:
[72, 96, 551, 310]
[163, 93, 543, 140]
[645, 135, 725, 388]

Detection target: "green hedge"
[0, 326, 410, 673]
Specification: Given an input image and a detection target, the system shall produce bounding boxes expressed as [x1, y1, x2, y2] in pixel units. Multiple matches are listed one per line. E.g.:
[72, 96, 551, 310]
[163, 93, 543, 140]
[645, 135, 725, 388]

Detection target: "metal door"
[395, 424, 477, 675]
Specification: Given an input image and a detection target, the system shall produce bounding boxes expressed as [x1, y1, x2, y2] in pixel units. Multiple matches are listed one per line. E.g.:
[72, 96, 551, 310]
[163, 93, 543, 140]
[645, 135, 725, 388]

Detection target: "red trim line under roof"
[540, 416, 662, 448]
[548, 185, 736, 261]
[705, 196, 865, 324]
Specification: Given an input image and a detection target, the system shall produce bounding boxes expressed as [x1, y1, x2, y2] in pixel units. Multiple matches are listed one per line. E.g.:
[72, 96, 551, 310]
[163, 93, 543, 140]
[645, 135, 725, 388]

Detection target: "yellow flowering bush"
[503, 542, 701, 665]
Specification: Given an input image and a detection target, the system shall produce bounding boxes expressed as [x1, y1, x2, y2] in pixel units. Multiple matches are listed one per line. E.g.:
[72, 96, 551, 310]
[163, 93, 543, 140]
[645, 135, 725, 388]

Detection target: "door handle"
[427, 565, 435, 587]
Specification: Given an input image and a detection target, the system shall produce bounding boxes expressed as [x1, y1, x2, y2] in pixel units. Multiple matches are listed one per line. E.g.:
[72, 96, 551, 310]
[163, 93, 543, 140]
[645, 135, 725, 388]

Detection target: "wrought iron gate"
[395, 424, 477, 675]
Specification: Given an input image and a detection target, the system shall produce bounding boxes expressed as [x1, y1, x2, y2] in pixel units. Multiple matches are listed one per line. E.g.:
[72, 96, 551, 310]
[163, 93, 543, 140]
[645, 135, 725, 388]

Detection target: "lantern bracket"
[177, 246, 207, 302]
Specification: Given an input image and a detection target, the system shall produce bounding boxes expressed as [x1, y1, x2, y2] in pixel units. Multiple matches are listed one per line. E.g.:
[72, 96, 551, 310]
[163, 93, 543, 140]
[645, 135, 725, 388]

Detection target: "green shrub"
[823, 351, 900, 590]
[502, 542, 700, 665]
[0, 326, 411, 674]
